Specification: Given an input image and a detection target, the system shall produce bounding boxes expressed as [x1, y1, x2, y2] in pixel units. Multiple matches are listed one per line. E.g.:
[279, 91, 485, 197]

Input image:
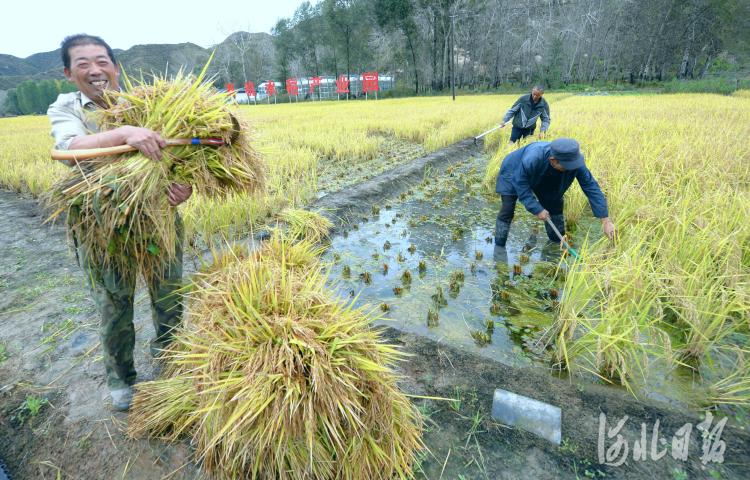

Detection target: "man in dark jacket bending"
[499, 85, 550, 143]
[494, 138, 615, 248]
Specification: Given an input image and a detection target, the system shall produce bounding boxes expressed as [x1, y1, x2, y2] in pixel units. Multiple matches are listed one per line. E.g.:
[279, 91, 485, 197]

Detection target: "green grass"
[660, 77, 749, 95]
[39, 319, 78, 354]
[449, 387, 462, 412]
[17, 394, 49, 424]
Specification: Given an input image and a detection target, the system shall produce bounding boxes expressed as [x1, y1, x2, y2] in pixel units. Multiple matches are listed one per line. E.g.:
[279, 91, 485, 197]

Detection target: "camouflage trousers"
[72, 214, 185, 390]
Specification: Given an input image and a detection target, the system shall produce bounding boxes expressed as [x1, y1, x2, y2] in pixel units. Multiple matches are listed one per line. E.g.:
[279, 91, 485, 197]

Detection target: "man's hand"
[601, 217, 615, 240]
[167, 183, 193, 207]
[538, 131, 546, 139]
[119, 126, 166, 162]
[536, 209, 550, 221]
[499, 122, 507, 128]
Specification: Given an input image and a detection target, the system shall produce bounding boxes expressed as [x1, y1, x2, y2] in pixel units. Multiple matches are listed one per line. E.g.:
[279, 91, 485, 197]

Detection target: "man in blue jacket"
[499, 85, 550, 143]
[494, 138, 615, 247]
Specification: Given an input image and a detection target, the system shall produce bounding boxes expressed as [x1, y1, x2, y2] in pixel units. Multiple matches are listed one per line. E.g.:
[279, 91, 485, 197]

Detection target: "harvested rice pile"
[47, 64, 264, 278]
[128, 237, 423, 479]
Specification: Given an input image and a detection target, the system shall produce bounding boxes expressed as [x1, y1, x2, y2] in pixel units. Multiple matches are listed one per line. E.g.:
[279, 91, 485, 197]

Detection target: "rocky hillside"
[0, 32, 275, 90]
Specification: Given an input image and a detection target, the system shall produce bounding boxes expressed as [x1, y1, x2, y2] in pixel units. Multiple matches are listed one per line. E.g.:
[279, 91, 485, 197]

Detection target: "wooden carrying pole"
[51, 137, 226, 161]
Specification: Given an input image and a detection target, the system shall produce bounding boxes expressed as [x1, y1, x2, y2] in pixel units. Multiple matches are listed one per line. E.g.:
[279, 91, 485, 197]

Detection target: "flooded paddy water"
[320, 148, 731, 410]
[313, 145, 750, 479]
[323, 151, 565, 369]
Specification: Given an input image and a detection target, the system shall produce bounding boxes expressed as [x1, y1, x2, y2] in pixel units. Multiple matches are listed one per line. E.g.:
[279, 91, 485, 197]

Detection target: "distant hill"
[0, 32, 275, 90]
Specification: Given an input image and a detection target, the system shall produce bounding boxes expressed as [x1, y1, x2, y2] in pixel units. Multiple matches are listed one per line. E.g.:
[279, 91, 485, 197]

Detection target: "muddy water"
[321, 151, 707, 410]
[324, 152, 565, 368]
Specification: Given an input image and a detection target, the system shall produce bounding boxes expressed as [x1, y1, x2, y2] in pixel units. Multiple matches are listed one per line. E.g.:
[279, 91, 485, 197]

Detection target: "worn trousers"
[509, 125, 536, 143]
[74, 214, 184, 389]
[495, 194, 565, 246]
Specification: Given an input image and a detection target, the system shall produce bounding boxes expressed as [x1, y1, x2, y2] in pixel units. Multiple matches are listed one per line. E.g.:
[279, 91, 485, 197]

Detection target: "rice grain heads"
[46, 62, 265, 280]
[128, 237, 423, 479]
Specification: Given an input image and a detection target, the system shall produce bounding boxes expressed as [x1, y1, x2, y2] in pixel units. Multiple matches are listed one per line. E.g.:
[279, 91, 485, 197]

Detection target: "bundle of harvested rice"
[278, 207, 334, 243]
[47, 61, 264, 279]
[129, 236, 423, 479]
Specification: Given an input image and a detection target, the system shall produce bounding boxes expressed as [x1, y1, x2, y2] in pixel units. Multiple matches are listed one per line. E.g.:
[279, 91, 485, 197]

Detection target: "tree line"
[247, 0, 747, 94]
[2, 79, 77, 116]
[2, 0, 747, 116]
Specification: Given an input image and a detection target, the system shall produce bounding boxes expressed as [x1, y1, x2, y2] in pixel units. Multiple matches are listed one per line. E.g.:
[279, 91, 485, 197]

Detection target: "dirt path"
[0, 189, 199, 479]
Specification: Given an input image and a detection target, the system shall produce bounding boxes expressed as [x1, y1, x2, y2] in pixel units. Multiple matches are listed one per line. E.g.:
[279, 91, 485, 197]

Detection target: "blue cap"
[550, 138, 585, 170]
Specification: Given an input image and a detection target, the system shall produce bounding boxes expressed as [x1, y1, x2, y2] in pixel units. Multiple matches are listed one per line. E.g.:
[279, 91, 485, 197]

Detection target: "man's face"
[531, 88, 544, 103]
[549, 158, 566, 172]
[64, 44, 119, 106]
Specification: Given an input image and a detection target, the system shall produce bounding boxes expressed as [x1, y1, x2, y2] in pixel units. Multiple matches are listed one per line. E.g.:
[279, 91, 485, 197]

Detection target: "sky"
[1, 0, 308, 58]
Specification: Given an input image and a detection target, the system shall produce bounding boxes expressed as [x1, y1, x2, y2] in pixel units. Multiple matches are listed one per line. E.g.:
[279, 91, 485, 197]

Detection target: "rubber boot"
[544, 214, 566, 243]
[494, 219, 512, 247]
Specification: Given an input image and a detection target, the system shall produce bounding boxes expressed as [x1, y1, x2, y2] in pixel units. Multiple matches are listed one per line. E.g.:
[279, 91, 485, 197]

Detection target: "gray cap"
[550, 138, 585, 170]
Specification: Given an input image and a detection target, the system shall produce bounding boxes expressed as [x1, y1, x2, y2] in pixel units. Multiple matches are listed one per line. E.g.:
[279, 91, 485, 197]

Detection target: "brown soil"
[0, 189, 199, 479]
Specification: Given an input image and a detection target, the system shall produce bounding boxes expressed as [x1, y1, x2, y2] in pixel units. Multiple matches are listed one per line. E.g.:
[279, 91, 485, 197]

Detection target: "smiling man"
[47, 34, 191, 411]
[494, 138, 615, 248]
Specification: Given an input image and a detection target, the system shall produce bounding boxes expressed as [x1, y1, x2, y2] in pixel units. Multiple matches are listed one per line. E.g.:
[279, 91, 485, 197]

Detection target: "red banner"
[336, 75, 350, 94]
[362, 72, 379, 92]
[225, 83, 235, 93]
[310, 76, 321, 92]
[244, 81, 256, 97]
[286, 78, 299, 96]
[266, 81, 276, 96]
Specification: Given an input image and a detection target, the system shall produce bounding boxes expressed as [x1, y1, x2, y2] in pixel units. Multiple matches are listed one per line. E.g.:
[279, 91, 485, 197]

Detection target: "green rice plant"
[548, 239, 669, 390]
[450, 271, 465, 283]
[426, 309, 439, 327]
[431, 286, 447, 308]
[278, 208, 333, 243]
[448, 279, 461, 296]
[129, 237, 423, 479]
[470, 330, 491, 346]
[45, 60, 264, 281]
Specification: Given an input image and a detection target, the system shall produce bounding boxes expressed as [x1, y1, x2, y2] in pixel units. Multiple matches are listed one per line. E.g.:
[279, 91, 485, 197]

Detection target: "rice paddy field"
[1, 91, 749, 479]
